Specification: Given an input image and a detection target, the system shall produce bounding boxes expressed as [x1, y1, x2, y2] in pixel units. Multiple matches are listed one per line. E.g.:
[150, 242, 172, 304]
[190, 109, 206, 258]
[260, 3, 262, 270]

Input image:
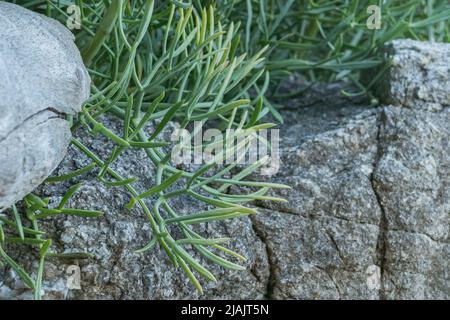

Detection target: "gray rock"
[372, 106, 450, 299]
[0, 2, 90, 210]
[1, 40, 449, 300]
[252, 41, 450, 299]
[373, 39, 450, 111]
[252, 101, 450, 299]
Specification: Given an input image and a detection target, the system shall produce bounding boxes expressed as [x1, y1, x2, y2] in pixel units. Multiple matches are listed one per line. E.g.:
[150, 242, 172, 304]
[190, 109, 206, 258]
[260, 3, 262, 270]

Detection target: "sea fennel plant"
[1, 0, 287, 298]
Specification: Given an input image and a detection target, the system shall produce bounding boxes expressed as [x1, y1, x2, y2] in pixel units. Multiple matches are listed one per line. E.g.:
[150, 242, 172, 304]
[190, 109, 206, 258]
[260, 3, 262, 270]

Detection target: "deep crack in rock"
[250, 215, 276, 299]
[369, 108, 388, 300]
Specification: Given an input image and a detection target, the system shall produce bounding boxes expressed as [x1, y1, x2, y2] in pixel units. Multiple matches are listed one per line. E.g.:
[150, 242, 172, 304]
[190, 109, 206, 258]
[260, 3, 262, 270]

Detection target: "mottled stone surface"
[251, 94, 382, 299]
[1, 40, 449, 300]
[373, 39, 450, 110]
[253, 101, 450, 299]
[373, 106, 450, 299]
[253, 40, 450, 300]
[0, 2, 90, 210]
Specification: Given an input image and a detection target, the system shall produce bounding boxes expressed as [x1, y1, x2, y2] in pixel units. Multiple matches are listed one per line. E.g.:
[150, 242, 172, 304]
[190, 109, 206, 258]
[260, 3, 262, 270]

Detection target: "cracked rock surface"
[254, 100, 450, 300]
[1, 40, 449, 299]
[255, 40, 450, 300]
[0, 2, 90, 210]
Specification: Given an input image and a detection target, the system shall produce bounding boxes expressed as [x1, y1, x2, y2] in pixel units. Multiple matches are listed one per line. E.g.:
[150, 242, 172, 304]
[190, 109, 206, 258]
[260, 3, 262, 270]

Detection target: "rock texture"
[1, 40, 449, 300]
[373, 39, 450, 111]
[254, 40, 450, 299]
[0, 2, 90, 210]
[253, 103, 450, 300]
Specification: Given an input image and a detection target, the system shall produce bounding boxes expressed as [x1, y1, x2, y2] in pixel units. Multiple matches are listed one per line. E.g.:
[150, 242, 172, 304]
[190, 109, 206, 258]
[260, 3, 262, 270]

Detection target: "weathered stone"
[374, 39, 450, 110]
[372, 106, 450, 299]
[0, 2, 90, 210]
[248, 87, 382, 299]
[252, 209, 381, 300]
[252, 104, 450, 299]
[373, 106, 450, 241]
